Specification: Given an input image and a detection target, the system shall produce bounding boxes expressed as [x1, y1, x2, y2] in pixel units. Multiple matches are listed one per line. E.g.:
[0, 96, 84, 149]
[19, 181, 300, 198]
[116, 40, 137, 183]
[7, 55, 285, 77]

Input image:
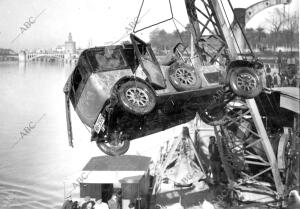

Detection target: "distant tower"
[68, 33, 72, 42]
[65, 32, 76, 54]
[88, 39, 93, 48]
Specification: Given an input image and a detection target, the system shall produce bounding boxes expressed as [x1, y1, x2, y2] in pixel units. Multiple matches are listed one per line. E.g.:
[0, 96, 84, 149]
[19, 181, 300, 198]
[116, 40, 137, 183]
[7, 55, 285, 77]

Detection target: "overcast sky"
[0, 0, 298, 51]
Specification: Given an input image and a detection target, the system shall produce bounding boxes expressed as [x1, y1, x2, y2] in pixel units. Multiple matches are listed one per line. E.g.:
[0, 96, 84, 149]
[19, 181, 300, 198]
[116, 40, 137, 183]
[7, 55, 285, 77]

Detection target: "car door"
[130, 34, 166, 90]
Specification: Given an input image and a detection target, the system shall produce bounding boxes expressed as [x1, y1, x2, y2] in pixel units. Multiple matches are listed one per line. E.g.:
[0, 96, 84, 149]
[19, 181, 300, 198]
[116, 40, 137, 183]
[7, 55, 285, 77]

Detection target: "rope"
[255, 96, 268, 129]
[133, 0, 174, 33]
[260, 68, 285, 127]
[133, 0, 145, 32]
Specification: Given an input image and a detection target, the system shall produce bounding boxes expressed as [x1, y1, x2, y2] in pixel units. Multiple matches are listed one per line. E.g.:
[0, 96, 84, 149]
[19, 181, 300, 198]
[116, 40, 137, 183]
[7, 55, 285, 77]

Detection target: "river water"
[0, 62, 214, 209]
[0, 62, 92, 209]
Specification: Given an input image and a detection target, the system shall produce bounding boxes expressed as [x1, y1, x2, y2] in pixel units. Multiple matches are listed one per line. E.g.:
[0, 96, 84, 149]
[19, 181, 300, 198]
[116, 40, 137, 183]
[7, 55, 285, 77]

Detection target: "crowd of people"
[62, 194, 121, 209]
[265, 71, 298, 88]
[264, 65, 299, 88]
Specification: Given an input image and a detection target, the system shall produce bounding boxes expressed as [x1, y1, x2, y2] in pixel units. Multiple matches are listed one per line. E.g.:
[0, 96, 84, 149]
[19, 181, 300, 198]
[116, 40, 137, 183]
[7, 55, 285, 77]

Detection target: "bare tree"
[284, 11, 299, 52]
[256, 27, 267, 50]
[266, 8, 286, 50]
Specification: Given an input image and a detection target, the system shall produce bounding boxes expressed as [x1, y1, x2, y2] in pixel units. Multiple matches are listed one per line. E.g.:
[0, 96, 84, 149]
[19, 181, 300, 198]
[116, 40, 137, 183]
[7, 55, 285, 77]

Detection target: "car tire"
[168, 62, 201, 91]
[229, 67, 262, 98]
[118, 80, 156, 115]
[97, 139, 130, 156]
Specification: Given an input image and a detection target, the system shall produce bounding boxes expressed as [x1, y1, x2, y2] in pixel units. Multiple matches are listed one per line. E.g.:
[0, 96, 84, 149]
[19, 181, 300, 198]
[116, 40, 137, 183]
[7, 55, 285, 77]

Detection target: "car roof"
[78, 43, 146, 73]
[80, 44, 137, 56]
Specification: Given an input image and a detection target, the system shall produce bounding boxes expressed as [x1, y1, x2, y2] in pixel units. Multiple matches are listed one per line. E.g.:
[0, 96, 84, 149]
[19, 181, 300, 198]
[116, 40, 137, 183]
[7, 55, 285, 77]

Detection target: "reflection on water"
[0, 62, 104, 209]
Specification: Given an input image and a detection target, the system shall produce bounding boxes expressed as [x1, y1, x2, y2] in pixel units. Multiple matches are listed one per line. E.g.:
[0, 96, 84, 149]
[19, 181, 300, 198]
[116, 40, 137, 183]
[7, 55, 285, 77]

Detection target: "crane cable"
[133, 0, 145, 33]
[133, 0, 196, 68]
[133, 0, 174, 33]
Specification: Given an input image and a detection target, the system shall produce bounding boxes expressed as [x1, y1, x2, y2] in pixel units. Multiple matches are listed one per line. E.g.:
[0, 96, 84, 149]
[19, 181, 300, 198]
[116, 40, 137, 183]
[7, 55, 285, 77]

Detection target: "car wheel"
[97, 139, 130, 156]
[229, 67, 262, 98]
[168, 63, 201, 91]
[118, 80, 156, 115]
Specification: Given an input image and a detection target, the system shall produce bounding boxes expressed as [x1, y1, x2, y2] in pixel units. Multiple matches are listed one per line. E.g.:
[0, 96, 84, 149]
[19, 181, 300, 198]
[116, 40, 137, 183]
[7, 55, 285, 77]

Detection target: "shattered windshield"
[87, 47, 129, 71]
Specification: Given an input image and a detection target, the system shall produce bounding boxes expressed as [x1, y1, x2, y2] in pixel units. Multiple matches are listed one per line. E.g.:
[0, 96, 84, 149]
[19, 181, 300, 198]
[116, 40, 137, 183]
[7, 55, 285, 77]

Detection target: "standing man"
[273, 72, 279, 87]
[62, 195, 73, 209]
[265, 65, 273, 88]
[208, 136, 221, 185]
[108, 194, 120, 209]
[277, 50, 282, 74]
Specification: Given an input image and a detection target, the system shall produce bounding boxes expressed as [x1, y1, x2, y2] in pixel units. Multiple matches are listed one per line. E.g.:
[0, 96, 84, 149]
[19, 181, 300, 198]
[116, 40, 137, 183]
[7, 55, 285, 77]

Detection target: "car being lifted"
[63, 34, 263, 156]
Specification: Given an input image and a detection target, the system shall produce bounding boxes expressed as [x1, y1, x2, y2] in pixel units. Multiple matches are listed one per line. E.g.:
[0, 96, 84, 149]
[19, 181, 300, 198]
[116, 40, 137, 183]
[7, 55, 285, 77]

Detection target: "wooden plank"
[277, 128, 289, 170]
[280, 94, 300, 114]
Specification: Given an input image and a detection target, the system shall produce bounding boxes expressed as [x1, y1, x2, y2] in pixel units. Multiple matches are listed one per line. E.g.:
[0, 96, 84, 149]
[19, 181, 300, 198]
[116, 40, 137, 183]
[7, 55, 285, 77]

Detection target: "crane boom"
[185, 0, 285, 200]
[185, 0, 236, 66]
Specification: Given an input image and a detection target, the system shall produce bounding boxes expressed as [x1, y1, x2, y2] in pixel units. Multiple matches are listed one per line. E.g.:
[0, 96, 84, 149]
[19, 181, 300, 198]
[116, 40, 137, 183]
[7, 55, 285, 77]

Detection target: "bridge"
[26, 53, 65, 61]
[19, 51, 78, 63]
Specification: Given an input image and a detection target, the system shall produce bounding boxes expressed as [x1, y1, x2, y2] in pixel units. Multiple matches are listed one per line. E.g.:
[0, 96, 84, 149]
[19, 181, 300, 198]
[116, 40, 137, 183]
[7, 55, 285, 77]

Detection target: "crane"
[128, 0, 298, 206]
[185, 0, 287, 205]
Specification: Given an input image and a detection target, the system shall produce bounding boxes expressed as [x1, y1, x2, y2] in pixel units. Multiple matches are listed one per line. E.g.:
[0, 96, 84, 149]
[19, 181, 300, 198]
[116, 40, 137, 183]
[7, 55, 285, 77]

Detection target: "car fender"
[225, 60, 254, 84]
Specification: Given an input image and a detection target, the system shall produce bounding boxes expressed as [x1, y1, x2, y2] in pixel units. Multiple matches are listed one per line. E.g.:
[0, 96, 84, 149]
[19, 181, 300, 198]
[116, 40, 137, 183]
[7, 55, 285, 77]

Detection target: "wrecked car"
[64, 34, 263, 156]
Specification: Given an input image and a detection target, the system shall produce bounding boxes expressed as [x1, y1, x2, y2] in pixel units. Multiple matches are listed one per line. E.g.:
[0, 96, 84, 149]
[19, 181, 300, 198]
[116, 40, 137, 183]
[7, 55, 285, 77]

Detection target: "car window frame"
[130, 33, 166, 89]
[85, 46, 130, 72]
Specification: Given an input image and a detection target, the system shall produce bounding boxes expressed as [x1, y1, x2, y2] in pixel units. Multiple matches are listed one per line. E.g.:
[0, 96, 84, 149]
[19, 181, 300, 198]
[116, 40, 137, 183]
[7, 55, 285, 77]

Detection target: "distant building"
[54, 45, 65, 53]
[65, 32, 76, 54]
[0, 48, 17, 55]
